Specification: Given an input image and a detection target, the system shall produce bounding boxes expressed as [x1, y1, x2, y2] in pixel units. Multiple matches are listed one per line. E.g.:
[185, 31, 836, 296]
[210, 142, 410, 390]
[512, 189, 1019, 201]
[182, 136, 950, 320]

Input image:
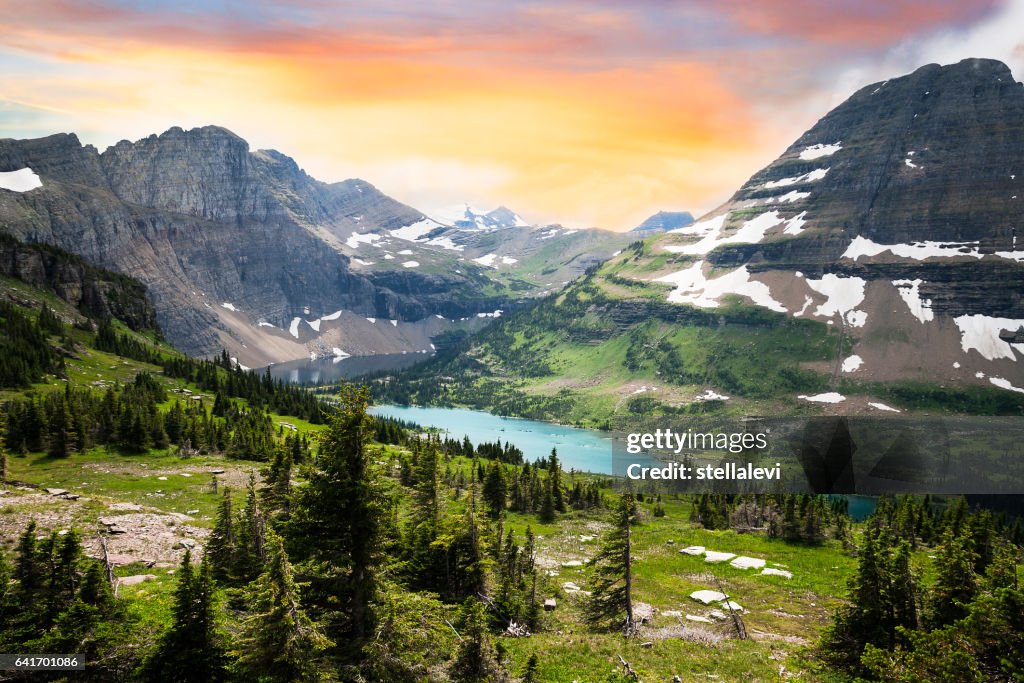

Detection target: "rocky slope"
[0, 233, 157, 331]
[0, 126, 628, 365]
[384, 59, 1024, 420]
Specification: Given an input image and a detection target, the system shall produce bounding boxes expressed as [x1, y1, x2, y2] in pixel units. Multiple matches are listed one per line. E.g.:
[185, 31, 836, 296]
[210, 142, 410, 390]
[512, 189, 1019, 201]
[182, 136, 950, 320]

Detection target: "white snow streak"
[892, 279, 934, 323]
[798, 143, 842, 160]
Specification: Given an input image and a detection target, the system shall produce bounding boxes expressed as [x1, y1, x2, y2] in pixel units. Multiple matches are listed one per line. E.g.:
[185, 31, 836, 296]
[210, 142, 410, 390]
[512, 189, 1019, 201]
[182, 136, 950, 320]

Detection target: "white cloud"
[834, 0, 1024, 102]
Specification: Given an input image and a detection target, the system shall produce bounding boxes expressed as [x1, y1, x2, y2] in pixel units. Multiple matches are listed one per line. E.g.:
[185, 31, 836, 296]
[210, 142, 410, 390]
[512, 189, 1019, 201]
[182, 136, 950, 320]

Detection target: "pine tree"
[206, 488, 237, 583]
[522, 654, 541, 683]
[233, 530, 331, 682]
[143, 550, 227, 682]
[585, 493, 636, 633]
[482, 461, 507, 520]
[0, 410, 8, 482]
[927, 529, 978, 627]
[548, 449, 566, 513]
[539, 478, 556, 523]
[235, 475, 267, 583]
[452, 598, 506, 682]
[287, 385, 387, 641]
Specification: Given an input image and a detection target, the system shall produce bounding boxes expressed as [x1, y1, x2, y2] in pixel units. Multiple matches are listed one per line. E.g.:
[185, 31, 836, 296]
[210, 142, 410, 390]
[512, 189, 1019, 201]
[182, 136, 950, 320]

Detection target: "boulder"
[689, 590, 728, 605]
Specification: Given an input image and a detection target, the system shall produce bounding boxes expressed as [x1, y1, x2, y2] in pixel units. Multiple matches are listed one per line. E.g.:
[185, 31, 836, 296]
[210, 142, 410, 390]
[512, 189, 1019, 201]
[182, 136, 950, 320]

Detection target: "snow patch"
[953, 315, 1024, 361]
[306, 318, 321, 332]
[805, 274, 867, 326]
[868, 402, 901, 413]
[990, 377, 1024, 394]
[390, 218, 441, 242]
[783, 212, 807, 235]
[220, 302, 238, 312]
[390, 319, 398, 327]
[477, 309, 504, 318]
[401, 260, 420, 268]
[345, 232, 381, 249]
[799, 142, 842, 160]
[695, 389, 730, 401]
[352, 258, 374, 266]
[799, 392, 846, 403]
[425, 236, 464, 252]
[473, 253, 498, 267]
[321, 310, 343, 322]
[397, 249, 413, 255]
[841, 355, 863, 373]
[332, 347, 350, 359]
[764, 167, 829, 188]
[668, 213, 725, 236]
[501, 256, 518, 265]
[0, 167, 42, 192]
[257, 321, 276, 328]
[663, 211, 783, 256]
[288, 317, 302, 338]
[366, 317, 376, 324]
[655, 262, 787, 312]
[845, 236, 983, 261]
[893, 279, 934, 323]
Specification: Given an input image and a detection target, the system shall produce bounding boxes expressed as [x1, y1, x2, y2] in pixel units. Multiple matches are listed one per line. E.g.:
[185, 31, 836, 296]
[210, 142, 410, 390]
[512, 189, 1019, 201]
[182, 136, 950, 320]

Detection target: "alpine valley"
[383, 58, 1024, 423]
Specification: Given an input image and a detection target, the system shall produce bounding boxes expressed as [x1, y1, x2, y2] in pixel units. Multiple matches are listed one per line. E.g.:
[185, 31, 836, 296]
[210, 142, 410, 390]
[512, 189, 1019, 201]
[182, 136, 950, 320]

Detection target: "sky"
[2, 0, 1023, 230]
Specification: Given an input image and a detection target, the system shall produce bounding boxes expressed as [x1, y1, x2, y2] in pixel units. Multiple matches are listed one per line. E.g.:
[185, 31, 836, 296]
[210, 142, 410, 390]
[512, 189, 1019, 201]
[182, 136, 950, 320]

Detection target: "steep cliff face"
[0, 127, 539, 363]
[0, 234, 157, 330]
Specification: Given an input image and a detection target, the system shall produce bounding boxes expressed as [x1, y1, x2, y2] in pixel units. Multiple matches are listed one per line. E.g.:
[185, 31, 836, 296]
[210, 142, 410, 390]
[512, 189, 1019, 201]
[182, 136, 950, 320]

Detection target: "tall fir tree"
[142, 550, 227, 683]
[206, 488, 237, 583]
[233, 530, 331, 682]
[585, 493, 637, 633]
[287, 385, 387, 642]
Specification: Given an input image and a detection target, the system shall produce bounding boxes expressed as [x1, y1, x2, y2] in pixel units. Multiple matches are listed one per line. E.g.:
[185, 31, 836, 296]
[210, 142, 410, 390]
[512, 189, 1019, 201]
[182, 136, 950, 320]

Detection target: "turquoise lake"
[369, 404, 614, 474]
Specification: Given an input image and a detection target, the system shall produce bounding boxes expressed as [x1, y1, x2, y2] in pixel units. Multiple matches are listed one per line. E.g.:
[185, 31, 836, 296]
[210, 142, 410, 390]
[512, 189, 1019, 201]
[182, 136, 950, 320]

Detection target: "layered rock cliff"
[0, 126, 622, 363]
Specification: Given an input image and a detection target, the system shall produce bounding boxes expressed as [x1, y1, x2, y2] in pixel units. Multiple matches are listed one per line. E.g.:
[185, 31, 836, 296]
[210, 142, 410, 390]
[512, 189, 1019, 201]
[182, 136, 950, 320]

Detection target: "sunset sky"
[2, 0, 1023, 230]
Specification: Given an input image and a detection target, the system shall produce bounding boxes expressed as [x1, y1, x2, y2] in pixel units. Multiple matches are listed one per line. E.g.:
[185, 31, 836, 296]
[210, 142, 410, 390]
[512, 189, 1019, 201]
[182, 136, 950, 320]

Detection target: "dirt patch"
[0, 490, 209, 566]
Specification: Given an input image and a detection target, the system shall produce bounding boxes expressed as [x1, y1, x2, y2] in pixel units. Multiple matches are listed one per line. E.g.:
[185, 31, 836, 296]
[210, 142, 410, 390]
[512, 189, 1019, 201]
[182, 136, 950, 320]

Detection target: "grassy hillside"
[376, 239, 1024, 427]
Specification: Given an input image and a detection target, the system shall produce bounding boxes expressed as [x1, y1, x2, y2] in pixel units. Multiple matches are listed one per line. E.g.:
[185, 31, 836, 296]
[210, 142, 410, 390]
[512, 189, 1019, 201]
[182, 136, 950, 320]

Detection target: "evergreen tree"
[522, 654, 540, 683]
[233, 530, 331, 682]
[482, 461, 507, 520]
[547, 448, 566, 513]
[206, 488, 237, 583]
[451, 597, 506, 682]
[235, 475, 267, 583]
[539, 478, 556, 524]
[142, 550, 227, 682]
[927, 529, 978, 627]
[287, 385, 387, 642]
[585, 493, 636, 633]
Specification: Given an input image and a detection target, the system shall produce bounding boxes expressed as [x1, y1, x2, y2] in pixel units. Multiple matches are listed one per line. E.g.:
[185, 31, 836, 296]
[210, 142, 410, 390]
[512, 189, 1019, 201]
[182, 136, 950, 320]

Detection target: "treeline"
[2, 372, 303, 461]
[819, 496, 1024, 681]
[690, 492, 852, 545]
[96, 320, 325, 424]
[0, 301, 67, 387]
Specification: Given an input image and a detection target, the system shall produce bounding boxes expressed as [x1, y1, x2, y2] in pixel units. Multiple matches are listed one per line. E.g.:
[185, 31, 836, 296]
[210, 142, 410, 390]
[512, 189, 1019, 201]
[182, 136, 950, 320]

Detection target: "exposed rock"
[118, 574, 157, 586]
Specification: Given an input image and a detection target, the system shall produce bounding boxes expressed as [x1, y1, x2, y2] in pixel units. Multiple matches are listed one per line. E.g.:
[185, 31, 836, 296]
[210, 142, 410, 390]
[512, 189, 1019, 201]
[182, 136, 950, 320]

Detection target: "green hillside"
[376, 239, 1024, 428]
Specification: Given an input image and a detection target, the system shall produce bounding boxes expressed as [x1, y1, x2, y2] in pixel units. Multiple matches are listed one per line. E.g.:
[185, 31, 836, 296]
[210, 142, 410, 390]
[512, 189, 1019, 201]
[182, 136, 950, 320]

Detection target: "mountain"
[0, 126, 629, 365]
[435, 204, 531, 229]
[631, 211, 695, 236]
[379, 59, 1024, 423]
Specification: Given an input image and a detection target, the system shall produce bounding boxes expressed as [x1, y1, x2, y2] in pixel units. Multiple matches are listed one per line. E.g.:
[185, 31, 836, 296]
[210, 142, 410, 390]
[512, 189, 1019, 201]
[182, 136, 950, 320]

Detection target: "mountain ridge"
[0, 125, 629, 365]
